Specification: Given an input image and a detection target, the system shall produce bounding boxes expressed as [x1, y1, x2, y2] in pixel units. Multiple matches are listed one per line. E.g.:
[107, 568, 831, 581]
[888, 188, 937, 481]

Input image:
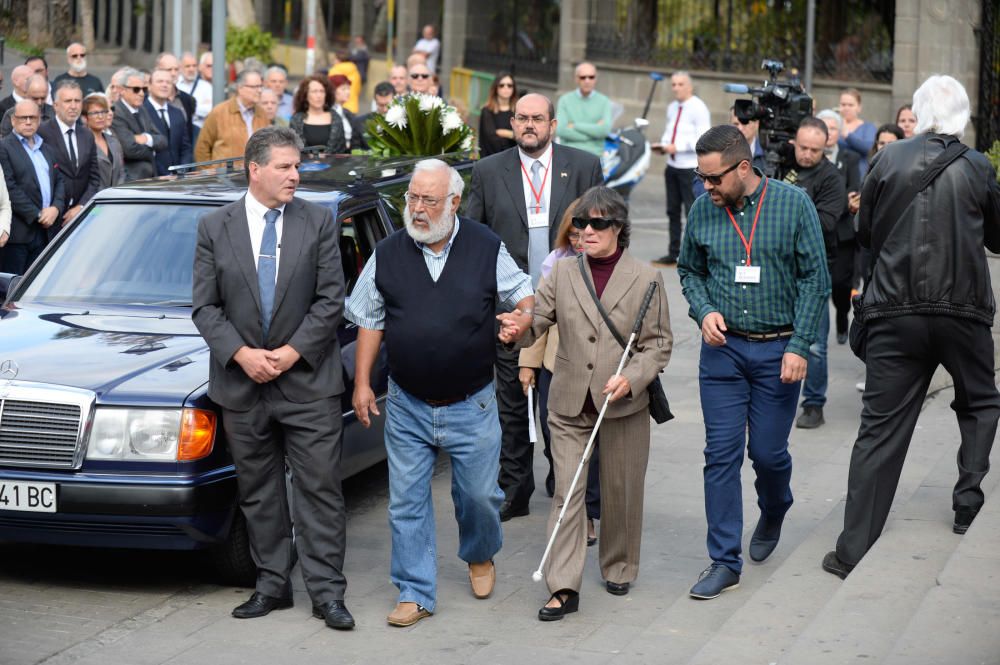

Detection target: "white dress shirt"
[659, 94, 712, 170]
[177, 76, 213, 127]
[120, 100, 154, 147]
[147, 99, 171, 128]
[517, 143, 553, 216]
[245, 191, 285, 283]
[55, 116, 79, 166]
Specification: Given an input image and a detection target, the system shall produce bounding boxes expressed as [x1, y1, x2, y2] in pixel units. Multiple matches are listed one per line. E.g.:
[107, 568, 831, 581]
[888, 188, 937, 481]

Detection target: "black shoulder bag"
[849, 140, 969, 361]
[577, 254, 674, 424]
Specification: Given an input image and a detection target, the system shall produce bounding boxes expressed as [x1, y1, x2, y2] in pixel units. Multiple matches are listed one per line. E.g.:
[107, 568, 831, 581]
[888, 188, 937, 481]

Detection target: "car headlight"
[86, 408, 216, 461]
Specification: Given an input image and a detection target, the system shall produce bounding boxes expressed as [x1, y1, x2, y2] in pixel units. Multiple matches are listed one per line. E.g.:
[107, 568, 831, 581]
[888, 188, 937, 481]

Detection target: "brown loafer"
[386, 601, 432, 627]
[469, 560, 496, 599]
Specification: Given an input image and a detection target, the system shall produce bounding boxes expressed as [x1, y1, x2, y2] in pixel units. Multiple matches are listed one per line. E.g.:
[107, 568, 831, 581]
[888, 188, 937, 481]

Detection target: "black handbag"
[577, 255, 674, 424]
[849, 140, 969, 361]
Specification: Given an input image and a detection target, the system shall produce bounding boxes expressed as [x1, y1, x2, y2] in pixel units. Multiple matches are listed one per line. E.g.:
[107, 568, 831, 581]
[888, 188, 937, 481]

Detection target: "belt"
[726, 327, 795, 341]
[422, 394, 467, 407]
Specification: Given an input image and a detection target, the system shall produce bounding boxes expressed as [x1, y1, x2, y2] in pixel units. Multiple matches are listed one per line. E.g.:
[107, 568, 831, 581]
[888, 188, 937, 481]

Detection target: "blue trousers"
[384, 378, 505, 612]
[699, 336, 801, 573]
[801, 305, 830, 408]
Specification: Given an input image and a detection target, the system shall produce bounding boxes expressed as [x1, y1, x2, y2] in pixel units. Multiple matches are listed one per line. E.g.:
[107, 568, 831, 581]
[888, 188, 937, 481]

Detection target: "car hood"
[0, 302, 209, 406]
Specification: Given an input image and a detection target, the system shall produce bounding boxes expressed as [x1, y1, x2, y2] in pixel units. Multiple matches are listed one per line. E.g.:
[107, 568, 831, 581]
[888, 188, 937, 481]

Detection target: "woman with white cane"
[499, 186, 672, 621]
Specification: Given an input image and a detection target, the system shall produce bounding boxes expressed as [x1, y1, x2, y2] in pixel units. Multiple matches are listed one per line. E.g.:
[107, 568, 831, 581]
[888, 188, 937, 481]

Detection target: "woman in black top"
[478, 72, 518, 156]
[289, 74, 347, 154]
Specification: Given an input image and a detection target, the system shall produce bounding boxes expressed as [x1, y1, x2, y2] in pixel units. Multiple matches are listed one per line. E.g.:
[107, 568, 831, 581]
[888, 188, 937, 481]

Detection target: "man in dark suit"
[0, 65, 32, 118]
[465, 92, 603, 520]
[38, 79, 100, 231]
[0, 100, 65, 274]
[154, 52, 197, 146]
[191, 126, 354, 630]
[0, 75, 54, 138]
[145, 69, 193, 175]
[110, 68, 166, 181]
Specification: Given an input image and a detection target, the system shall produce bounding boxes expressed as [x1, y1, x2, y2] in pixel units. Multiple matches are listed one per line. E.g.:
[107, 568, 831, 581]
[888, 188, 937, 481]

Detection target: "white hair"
[198, 52, 212, 66]
[413, 158, 464, 197]
[65, 42, 84, 55]
[265, 65, 287, 79]
[815, 109, 842, 134]
[114, 67, 143, 87]
[912, 75, 970, 139]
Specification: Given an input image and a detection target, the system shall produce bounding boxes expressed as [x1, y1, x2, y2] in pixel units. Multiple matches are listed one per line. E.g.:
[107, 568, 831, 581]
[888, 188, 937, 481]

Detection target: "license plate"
[0, 481, 57, 513]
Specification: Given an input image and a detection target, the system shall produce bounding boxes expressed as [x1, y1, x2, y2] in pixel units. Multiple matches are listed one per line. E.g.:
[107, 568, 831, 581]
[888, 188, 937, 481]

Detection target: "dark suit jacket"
[833, 149, 861, 243]
[110, 100, 166, 181]
[0, 94, 17, 117]
[172, 88, 197, 145]
[192, 195, 346, 411]
[144, 99, 193, 175]
[465, 143, 603, 271]
[0, 132, 66, 244]
[37, 117, 101, 208]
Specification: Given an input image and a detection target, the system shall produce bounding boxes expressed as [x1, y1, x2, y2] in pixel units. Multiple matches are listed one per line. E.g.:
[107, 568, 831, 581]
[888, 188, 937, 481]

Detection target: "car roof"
[92, 151, 475, 204]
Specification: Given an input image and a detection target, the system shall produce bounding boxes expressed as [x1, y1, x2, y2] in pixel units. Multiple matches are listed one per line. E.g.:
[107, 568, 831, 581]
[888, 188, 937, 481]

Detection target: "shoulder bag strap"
[578, 253, 628, 350]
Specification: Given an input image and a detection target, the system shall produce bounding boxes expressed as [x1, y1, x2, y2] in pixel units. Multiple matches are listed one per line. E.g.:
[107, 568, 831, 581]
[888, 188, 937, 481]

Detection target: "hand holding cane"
[532, 281, 659, 583]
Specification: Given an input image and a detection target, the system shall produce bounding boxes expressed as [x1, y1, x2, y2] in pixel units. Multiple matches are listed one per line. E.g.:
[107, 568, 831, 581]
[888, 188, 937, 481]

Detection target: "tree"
[228, 0, 257, 29]
[28, 0, 48, 45]
[80, 0, 96, 52]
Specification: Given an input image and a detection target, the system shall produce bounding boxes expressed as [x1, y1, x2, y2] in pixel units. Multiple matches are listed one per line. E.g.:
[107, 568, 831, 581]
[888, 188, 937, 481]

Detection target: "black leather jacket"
[857, 133, 1000, 325]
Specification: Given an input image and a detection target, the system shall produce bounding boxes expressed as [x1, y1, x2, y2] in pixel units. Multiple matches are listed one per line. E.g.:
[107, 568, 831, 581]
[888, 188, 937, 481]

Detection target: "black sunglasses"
[128, 86, 148, 94]
[571, 217, 620, 231]
[694, 161, 742, 185]
[578, 75, 596, 80]
[410, 73, 431, 79]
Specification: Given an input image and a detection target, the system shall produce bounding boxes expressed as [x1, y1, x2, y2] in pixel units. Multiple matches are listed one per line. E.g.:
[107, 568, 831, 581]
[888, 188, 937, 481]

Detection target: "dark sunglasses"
[694, 161, 742, 185]
[571, 217, 620, 231]
[578, 75, 596, 80]
[497, 82, 514, 88]
[410, 73, 431, 79]
[128, 86, 148, 94]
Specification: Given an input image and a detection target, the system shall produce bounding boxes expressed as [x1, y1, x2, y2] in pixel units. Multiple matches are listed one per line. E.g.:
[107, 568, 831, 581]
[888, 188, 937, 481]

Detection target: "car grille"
[0, 384, 93, 469]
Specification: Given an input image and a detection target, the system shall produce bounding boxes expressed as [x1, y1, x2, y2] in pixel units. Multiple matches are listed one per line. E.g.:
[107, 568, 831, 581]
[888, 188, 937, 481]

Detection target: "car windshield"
[18, 203, 211, 306]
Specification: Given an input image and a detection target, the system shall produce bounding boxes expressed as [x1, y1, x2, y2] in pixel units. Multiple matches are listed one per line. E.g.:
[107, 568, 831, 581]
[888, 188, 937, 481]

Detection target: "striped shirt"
[677, 172, 831, 358]
[346, 218, 533, 330]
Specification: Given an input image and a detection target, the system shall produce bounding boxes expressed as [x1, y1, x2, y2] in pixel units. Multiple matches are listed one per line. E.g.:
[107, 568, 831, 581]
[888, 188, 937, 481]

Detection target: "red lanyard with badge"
[725, 177, 768, 283]
[520, 156, 552, 229]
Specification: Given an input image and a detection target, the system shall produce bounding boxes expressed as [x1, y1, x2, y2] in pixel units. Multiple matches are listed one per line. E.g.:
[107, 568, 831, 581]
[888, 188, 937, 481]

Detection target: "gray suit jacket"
[192, 195, 346, 411]
[518, 250, 673, 419]
[465, 142, 603, 271]
[111, 100, 166, 181]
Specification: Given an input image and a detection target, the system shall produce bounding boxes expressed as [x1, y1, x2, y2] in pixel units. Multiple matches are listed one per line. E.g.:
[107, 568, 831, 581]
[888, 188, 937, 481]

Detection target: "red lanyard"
[520, 155, 552, 214]
[724, 177, 768, 266]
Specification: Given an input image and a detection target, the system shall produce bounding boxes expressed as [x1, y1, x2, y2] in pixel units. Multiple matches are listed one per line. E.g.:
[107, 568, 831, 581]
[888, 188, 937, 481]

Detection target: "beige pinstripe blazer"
[518, 250, 673, 419]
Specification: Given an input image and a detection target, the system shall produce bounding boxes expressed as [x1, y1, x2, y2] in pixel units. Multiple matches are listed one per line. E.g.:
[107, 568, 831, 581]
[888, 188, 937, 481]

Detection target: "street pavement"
[0, 62, 998, 662]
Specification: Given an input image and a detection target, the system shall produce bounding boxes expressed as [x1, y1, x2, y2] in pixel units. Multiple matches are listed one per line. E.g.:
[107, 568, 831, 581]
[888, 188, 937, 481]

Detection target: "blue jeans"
[384, 378, 505, 612]
[699, 337, 800, 574]
[801, 305, 830, 408]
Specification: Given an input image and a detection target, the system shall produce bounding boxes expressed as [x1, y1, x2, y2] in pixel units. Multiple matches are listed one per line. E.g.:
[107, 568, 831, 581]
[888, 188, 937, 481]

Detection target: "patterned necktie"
[258, 208, 279, 341]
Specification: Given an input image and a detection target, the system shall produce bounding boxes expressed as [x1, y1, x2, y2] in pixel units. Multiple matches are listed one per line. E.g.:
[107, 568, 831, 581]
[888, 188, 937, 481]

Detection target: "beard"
[70, 58, 87, 74]
[403, 204, 454, 245]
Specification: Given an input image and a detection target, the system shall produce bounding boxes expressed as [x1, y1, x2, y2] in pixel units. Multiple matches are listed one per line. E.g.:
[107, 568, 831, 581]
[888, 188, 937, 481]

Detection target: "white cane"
[532, 281, 658, 583]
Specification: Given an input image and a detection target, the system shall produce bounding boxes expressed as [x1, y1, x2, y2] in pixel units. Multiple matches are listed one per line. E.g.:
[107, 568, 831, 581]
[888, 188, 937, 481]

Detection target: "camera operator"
[782, 117, 844, 429]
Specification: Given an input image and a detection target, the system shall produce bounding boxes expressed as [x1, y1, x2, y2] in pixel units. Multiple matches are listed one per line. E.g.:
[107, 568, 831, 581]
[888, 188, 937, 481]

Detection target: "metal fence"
[585, 0, 894, 84]
[977, 0, 1000, 151]
[463, 0, 561, 84]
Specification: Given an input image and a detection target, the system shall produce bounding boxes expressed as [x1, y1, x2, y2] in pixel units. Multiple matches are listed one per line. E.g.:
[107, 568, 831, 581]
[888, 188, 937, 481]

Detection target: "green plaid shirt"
[677, 174, 831, 358]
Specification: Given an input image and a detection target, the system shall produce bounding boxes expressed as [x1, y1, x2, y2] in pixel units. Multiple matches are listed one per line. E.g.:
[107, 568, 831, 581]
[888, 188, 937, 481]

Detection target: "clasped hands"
[234, 344, 300, 384]
[496, 308, 533, 344]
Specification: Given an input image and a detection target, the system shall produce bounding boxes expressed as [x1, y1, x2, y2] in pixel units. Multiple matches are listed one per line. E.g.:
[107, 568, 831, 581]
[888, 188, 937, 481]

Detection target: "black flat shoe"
[312, 600, 355, 630]
[606, 581, 629, 596]
[500, 500, 529, 522]
[587, 518, 597, 547]
[538, 590, 579, 621]
[231, 591, 293, 619]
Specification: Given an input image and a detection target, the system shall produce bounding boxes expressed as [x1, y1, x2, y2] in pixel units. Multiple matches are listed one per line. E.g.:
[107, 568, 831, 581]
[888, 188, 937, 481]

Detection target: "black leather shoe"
[232, 591, 293, 619]
[821, 551, 855, 579]
[499, 500, 529, 522]
[538, 590, 579, 621]
[312, 600, 355, 630]
[748, 514, 784, 562]
[953, 507, 978, 534]
[545, 470, 555, 498]
[836, 332, 848, 345]
[796, 406, 825, 429]
[606, 581, 629, 596]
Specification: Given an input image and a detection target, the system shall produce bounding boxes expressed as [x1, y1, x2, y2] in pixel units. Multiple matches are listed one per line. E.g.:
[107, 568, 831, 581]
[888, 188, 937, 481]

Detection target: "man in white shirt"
[651, 71, 711, 265]
[177, 52, 213, 139]
[413, 25, 441, 74]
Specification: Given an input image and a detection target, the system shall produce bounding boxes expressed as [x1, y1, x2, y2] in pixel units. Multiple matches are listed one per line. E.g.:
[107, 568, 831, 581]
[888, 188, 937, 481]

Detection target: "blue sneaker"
[689, 563, 740, 600]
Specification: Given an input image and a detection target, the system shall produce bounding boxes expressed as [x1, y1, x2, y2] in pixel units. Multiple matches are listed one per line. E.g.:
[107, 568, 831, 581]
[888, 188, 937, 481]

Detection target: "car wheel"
[209, 509, 256, 588]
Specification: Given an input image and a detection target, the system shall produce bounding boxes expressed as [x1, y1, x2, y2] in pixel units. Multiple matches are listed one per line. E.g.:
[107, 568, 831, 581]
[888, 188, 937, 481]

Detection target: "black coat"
[785, 158, 845, 262]
[858, 133, 1000, 325]
[111, 100, 166, 181]
[0, 132, 65, 243]
[37, 117, 101, 209]
[832, 149, 861, 243]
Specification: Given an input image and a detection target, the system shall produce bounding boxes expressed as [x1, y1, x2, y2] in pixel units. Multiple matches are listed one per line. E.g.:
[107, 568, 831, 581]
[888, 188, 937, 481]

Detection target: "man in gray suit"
[465, 93, 604, 520]
[191, 126, 355, 630]
[110, 68, 165, 181]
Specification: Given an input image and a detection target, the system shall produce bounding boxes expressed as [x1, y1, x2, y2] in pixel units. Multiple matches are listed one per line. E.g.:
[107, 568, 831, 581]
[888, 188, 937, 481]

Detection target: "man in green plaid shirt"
[677, 124, 830, 600]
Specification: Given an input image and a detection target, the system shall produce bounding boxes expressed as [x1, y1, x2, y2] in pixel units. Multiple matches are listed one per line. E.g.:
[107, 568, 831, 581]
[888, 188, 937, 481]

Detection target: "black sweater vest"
[375, 219, 500, 401]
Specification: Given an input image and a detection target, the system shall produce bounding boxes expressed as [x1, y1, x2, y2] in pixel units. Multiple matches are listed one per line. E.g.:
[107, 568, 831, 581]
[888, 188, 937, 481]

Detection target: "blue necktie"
[258, 208, 279, 341]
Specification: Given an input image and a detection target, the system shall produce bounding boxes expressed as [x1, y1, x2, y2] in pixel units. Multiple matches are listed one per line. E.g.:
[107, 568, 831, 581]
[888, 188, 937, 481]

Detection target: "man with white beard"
[53, 43, 103, 96]
[346, 159, 534, 627]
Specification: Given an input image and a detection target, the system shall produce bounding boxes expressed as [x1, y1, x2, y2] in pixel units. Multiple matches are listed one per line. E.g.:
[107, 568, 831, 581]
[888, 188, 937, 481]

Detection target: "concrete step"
[777, 392, 995, 664]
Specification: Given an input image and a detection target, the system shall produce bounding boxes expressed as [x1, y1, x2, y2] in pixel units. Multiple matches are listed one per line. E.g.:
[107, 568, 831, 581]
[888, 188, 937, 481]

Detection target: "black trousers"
[836, 315, 1000, 565]
[665, 165, 696, 258]
[222, 387, 348, 603]
[496, 344, 534, 509]
[831, 240, 857, 335]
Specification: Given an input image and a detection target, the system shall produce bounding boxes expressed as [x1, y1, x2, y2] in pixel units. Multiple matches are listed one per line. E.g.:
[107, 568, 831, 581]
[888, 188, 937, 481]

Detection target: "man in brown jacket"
[194, 69, 268, 163]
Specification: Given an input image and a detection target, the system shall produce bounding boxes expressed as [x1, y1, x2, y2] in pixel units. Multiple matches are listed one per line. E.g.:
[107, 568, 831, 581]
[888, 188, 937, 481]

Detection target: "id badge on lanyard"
[727, 177, 769, 285]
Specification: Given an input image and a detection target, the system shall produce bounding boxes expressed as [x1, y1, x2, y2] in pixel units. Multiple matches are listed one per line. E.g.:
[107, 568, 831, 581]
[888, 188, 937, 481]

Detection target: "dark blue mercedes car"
[0, 153, 471, 585]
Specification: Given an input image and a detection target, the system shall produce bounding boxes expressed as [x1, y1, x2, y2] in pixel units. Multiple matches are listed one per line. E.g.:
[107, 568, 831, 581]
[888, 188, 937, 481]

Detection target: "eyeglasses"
[69, 53, 87, 59]
[567, 231, 582, 242]
[13, 115, 39, 122]
[577, 75, 596, 80]
[82, 110, 109, 117]
[497, 82, 514, 88]
[513, 114, 548, 125]
[694, 161, 742, 185]
[128, 86, 148, 94]
[404, 192, 451, 208]
[571, 217, 620, 231]
[410, 73, 431, 79]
